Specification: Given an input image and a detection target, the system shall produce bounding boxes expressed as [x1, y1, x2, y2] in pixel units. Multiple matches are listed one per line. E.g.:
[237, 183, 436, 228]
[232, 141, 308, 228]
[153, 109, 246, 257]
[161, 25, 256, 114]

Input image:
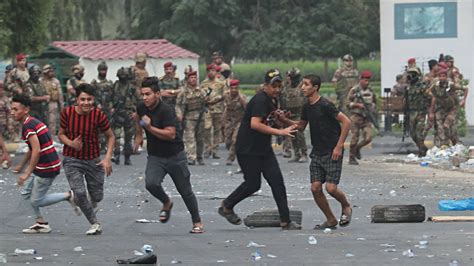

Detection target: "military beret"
[187, 70, 197, 77]
[164, 61, 173, 68]
[360, 70, 372, 79]
[438, 68, 448, 75]
[438, 62, 448, 69]
[229, 79, 240, 87]
[16, 54, 26, 62]
[407, 58, 416, 64]
[207, 63, 220, 71]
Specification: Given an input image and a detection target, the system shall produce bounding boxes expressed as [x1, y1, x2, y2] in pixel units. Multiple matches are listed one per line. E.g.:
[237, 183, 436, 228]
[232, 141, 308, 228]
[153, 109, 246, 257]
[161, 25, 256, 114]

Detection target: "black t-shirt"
[136, 101, 184, 157]
[301, 97, 341, 156]
[236, 91, 276, 155]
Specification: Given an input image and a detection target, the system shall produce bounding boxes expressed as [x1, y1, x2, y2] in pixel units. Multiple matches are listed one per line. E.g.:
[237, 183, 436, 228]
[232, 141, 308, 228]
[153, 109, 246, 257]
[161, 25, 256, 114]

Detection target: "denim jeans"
[21, 175, 68, 219]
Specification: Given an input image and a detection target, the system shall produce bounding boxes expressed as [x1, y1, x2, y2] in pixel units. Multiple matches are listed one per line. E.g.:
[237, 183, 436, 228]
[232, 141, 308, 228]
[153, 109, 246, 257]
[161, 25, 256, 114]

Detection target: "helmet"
[117, 67, 133, 79]
[212, 51, 223, 59]
[342, 54, 353, 61]
[135, 52, 147, 63]
[97, 61, 108, 70]
[407, 67, 420, 75]
[42, 64, 55, 73]
[28, 64, 42, 75]
[444, 55, 454, 62]
[286, 67, 301, 78]
[5, 64, 14, 73]
[72, 64, 85, 73]
[184, 65, 193, 74]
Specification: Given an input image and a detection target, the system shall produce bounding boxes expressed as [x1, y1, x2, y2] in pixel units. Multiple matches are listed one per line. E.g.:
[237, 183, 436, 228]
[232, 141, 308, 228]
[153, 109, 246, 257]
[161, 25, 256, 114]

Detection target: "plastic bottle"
[14, 249, 36, 255]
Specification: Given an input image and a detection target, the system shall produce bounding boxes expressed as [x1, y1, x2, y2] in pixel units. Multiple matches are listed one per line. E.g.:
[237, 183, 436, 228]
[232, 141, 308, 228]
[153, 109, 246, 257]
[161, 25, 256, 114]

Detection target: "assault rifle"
[402, 88, 410, 142]
[354, 90, 382, 135]
[195, 87, 213, 131]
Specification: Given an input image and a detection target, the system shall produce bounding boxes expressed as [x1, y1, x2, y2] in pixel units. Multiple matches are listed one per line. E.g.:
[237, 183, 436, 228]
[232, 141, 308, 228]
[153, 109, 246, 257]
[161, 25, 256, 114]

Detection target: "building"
[31, 39, 200, 84]
[380, 0, 474, 124]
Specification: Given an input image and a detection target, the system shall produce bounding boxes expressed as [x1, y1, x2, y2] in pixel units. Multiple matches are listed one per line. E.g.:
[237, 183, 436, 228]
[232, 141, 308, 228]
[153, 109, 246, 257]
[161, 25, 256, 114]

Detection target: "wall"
[380, 0, 474, 124]
[79, 58, 199, 83]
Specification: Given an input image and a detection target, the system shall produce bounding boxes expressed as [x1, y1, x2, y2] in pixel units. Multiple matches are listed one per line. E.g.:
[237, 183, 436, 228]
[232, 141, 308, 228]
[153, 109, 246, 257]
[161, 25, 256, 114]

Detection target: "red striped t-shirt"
[60, 106, 110, 160]
[22, 116, 61, 178]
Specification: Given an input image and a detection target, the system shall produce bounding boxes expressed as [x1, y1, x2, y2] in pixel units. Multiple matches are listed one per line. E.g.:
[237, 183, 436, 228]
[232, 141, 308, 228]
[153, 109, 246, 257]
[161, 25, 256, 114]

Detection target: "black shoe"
[197, 159, 205, 165]
[124, 157, 132, 165]
[212, 153, 220, 159]
[111, 157, 120, 165]
[288, 156, 301, 163]
[349, 156, 359, 165]
[355, 147, 361, 160]
[188, 160, 196, 165]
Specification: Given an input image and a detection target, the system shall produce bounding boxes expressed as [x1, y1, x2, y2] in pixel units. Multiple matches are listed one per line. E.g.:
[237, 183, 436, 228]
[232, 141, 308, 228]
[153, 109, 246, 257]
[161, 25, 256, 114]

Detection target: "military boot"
[124, 156, 132, 165]
[349, 156, 359, 165]
[111, 155, 120, 165]
[212, 153, 220, 159]
[288, 155, 301, 163]
[355, 146, 362, 160]
[418, 143, 428, 158]
[197, 158, 205, 165]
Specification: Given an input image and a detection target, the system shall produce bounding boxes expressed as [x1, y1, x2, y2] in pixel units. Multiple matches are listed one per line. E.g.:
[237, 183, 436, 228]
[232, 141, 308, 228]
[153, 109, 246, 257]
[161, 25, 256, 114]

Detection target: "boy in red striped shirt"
[59, 83, 114, 235]
[11, 94, 78, 234]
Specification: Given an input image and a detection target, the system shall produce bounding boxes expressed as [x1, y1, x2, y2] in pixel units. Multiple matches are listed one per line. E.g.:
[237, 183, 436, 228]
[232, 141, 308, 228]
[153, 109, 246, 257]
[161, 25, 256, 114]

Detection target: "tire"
[244, 209, 303, 227]
[371, 204, 425, 223]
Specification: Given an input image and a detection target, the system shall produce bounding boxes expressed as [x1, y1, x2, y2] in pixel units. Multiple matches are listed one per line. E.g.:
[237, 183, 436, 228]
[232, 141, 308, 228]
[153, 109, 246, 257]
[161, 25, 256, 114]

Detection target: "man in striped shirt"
[11, 94, 78, 234]
[59, 83, 114, 235]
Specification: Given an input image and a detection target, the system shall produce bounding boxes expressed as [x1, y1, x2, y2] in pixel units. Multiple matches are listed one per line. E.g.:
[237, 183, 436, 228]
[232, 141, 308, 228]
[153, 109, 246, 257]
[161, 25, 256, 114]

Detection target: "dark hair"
[428, 59, 438, 71]
[12, 94, 32, 107]
[141, 76, 160, 92]
[75, 83, 96, 97]
[303, 74, 321, 90]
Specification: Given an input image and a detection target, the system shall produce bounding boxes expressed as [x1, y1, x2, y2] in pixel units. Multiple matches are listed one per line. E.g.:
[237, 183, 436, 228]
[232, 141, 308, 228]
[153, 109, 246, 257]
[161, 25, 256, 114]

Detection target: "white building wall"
[80, 58, 199, 83]
[380, 0, 474, 124]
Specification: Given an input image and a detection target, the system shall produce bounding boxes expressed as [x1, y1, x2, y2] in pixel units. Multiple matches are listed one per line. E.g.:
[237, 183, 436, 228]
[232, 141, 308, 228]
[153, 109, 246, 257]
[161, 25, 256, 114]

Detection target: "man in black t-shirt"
[134, 77, 204, 234]
[218, 69, 302, 230]
[278, 74, 352, 230]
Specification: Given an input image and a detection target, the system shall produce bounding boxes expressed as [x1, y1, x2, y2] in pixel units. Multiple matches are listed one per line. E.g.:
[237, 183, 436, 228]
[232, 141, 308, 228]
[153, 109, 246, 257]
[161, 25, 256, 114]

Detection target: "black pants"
[223, 153, 291, 223]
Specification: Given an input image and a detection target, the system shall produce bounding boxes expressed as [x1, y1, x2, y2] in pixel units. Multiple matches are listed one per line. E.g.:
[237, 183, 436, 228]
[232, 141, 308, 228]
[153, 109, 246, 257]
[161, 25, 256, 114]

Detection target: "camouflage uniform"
[175, 84, 207, 164]
[6, 68, 28, 142]
[0, 94, 9, 139]
[159, 75, 181, 108]
[131, 52, 149, 88]
[431, 80, 460, 146]
[41, 71, 63, 138]
[66, 77, 85, 106]
[111, 68, 140, 165]
[201, 78, 225, 158]
[406, 73, 431, 156]
[332, 63, 359, 114]
[91, 69, 113, 153]
[347, 84, 376, 163]
[280, 83, 307, 162]
[24, 79, 49, 124]
[423, 72, 440, 146]
[223, 91, 246, 164]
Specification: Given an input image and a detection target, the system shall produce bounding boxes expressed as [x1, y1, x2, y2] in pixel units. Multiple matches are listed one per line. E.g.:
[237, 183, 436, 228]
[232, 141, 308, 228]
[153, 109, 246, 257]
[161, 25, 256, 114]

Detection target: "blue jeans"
[21, 175, 68, 219]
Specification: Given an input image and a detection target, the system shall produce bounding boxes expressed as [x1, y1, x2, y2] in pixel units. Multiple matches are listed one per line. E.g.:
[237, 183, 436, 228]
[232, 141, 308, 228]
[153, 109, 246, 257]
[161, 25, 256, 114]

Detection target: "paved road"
[0, 138, 473, 265]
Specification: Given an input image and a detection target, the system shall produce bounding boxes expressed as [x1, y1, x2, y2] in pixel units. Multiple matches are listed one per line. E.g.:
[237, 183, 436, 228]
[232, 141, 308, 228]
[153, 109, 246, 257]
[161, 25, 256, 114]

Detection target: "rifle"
[194, 87, 213, 131]
[354, 90, 381, 134]
[402, 87, 410, 142]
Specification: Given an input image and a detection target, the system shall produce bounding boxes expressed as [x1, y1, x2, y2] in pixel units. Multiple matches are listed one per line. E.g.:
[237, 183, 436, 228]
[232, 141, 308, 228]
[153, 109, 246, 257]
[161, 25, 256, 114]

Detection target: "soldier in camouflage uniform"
[91, 61, 114, 154]
[175, 71, 207, 165]
[223, 79, 246, 165]
[131, 52, 149, 89]
[66, 64, 86, 106]
[428, 69, 465, 147]
[332, 54, 359, 114]
[346, 71, 376, 165]
[280, 68, 308, 163]
[111, 67, 140, 165]
[423, 59, 440, 146]
[404, 68, 431, 156]
[6, 54, 29, 95]
[201, 64, 226, 159]
[24, 65, 49, 124]
[41, 64, 63, 139]
[159, 62, 181, 108]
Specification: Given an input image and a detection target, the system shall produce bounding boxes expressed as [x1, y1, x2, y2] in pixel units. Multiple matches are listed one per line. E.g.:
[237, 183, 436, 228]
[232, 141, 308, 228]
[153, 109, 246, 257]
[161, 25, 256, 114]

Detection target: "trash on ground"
[267, 254, 277, 258]
[14, 249, 36, 255]
[428, 216, 474, 222]
[251, 251, 262, 261]
[402, 249, 414, 258]
[246, 241, 266, 248]
[308, 236, 318, 245]
[438, 198, 474, 211]
[117, 253, 158, 264]
[345, 253, 355, 257]
[136, 219, 160, 223]
[73, 247, 83, 252]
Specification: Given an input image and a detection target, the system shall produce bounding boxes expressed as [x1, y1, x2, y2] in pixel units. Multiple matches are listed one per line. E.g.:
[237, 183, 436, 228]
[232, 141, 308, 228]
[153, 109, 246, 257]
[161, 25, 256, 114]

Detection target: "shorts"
[309, 152, 343, 184]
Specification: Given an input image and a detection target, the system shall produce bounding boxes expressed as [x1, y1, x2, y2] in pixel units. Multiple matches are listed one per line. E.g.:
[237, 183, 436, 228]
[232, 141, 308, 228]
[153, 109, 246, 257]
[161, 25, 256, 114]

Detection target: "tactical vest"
[112, 82, 138, 113]
[42, 78, 61, 102]
[350, 85, 375, 116]
[25, 81, 48, 116]
[407, 81, 430, 111]
[132, 66, 149, 88]
[224, 92, 245, 113]
[282, 85, 304, 111]
[92, 78, 113, 110]
[201, 79, 225, 113]
[183, 86, 205, 112]
[335, 67, 359, 94]
[159, 76, 180, 106]
[431, 81, 457, 111]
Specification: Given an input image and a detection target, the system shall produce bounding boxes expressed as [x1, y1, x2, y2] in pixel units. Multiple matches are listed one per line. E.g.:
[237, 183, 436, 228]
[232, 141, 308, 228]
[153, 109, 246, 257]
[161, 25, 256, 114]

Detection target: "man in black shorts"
[278, 74, 352, 229]
[218, 69, 301, 230]
[134, 77, 204, 233]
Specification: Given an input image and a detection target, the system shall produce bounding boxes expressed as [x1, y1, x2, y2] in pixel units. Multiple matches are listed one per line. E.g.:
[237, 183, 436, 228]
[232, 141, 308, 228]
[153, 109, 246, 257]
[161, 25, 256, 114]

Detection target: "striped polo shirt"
[22, 116, 61, 178]
[60, 106, 110, 160]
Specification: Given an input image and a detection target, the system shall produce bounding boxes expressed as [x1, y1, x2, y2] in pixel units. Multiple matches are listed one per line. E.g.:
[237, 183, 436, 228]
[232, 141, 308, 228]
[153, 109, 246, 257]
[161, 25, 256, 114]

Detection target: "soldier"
[6, 54, 29, 94]
[24, 65, 49, 125]
[131, 52, 149, 89]
[91, 61, 113, 154]
[423, 59, 439, 85]
[66, 64, 86, 106]
[201, 64, 226, 158]
[223, 79, 246, 165]
[428, 69, 465, 147]
[391, 74, 407, 97]
[180, 65, 194, 87]
[444, 55, 460, 81]
[110, 67, 140, 165]
[0, 83, 9, 140]
[3, 64, 15, 97]
[159, 62, 181, 108]
[332, 54, 359, 114]
[175, 71, 207, 165]
[423, 59, 440, 146]
[212, 51, 232, 81]
[280, 68, 308, 163]
[405, 68, 430, 156]
[41, 64, 63, 139]
[346, 71, 376, 165]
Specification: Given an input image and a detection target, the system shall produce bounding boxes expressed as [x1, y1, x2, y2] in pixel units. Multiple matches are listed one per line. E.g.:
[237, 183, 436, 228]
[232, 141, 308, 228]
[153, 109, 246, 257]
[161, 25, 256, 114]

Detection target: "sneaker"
[68, 190, 82, 216]
[86, 223, 102, 235]
[22, 223, 52, 234]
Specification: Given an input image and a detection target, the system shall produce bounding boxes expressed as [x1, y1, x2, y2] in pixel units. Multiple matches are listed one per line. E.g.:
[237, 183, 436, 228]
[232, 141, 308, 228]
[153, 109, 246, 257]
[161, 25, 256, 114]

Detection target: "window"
[394, 2, 457, 39]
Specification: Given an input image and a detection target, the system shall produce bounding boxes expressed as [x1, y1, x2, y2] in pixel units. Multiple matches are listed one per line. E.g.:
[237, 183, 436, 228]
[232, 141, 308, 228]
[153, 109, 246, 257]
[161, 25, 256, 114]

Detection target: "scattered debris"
[428, 216, 474, 222]
[308, 236, 318, 245]
[246, 241, 266, 248]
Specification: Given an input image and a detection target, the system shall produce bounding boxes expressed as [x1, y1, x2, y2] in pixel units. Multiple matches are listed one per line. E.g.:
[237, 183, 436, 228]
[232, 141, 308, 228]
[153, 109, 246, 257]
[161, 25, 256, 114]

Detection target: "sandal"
[314, 221, 338, 230]
[190, 225, 205, 234]
[159, 202, 173, 223]
[218, 207, 242, 225]
[339, 208, 352, 227]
